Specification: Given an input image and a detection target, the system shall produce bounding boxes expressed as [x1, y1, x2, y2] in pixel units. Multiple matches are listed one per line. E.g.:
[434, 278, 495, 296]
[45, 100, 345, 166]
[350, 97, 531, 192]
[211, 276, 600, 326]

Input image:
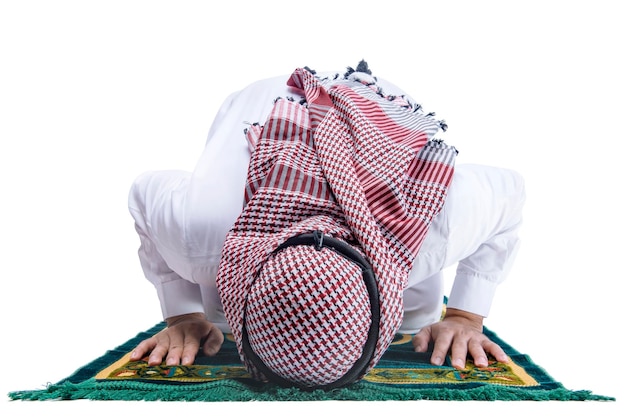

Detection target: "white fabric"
[128, 73, 525, 334]
[401, 164, 525, 332]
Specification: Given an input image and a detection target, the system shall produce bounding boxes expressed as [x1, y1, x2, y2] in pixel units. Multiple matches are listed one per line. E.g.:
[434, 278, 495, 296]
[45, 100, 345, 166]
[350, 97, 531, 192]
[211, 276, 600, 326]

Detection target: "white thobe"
[128, 74, 525, 334]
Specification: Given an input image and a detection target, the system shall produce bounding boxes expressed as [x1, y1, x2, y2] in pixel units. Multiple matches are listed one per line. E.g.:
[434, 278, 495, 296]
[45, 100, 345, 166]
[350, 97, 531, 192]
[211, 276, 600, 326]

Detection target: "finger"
[412, 327, 432, 353]
[130, 337, 157, 361]
[482, 339, 509, 363]
[180, 338, 201, 366]
[147, 337, 171, 366]
[202, 327, 225, 357]
[450, 336, 469, 370]
[164, 332, 185, 366]
[430, 332, 453, 366]
[468, 338, 489, 368]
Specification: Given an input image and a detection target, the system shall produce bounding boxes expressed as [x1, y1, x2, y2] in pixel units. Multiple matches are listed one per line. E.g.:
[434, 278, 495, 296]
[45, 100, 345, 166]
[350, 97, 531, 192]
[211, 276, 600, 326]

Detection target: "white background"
[1, 1, 623, 416]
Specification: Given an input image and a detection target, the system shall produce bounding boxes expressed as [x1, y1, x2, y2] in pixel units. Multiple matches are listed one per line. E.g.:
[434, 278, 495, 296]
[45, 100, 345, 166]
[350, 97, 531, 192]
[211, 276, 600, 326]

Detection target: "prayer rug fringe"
[8, 379, 614, 402]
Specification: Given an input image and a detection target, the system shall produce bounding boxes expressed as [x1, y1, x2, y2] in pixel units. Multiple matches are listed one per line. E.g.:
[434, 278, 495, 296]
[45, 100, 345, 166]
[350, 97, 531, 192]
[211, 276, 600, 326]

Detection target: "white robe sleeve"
[128, 170, 205, 319]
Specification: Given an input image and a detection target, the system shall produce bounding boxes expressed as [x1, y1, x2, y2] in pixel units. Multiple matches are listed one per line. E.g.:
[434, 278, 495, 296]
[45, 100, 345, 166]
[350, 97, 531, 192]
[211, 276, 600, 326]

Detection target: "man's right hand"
[129, 312, 224, 366]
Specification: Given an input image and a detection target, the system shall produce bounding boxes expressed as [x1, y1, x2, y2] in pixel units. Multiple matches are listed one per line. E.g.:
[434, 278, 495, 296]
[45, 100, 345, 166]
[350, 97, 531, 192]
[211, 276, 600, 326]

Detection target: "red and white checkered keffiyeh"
[216, 66, 457, 388]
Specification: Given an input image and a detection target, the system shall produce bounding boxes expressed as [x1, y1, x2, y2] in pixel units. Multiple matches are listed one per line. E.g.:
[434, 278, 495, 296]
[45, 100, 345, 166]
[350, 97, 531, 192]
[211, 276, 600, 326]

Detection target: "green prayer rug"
[7, 322, 614, 402]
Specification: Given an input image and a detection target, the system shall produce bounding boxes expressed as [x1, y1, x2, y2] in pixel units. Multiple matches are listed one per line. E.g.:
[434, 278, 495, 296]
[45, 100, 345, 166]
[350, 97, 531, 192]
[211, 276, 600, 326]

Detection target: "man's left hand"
[412, 307, 509, 369]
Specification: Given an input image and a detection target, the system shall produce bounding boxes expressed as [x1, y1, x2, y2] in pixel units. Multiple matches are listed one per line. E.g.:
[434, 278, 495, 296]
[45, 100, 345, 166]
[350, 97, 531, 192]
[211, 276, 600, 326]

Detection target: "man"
[128, 61, 525, 389]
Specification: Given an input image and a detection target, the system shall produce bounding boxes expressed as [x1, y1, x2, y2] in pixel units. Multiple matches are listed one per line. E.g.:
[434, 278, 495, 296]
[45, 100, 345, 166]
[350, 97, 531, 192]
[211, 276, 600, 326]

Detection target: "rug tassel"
[8, 380, 615, 402]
